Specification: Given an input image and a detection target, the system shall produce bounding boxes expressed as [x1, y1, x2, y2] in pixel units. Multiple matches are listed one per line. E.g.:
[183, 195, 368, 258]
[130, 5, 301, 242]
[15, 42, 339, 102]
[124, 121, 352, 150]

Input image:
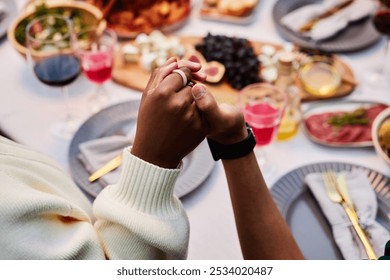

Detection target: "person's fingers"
[158, 67, 193, 94]
[145, 60, 178, 94]
[191, 83, 222, 123]
[192, 83, 246, 144]
[178, 60, 206, 81]
[175, 82, 196, 108]
[177, 60, 201, 72]
[192, 72, 207, 82]
[164, 56, 178, 66]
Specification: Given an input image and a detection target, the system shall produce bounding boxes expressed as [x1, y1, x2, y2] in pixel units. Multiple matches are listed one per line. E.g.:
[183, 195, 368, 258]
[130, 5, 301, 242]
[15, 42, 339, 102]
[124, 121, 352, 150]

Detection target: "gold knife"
[337, 174, 355, 211]
[334, 173, 377, 259]
[337, 173, 362, 227]
[88, 154, 123, 183]
[299, 0, 355, 32]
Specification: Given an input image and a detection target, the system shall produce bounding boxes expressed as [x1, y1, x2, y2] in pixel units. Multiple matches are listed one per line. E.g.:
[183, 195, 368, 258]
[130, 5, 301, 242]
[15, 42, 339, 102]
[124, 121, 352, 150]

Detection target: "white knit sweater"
[0, 136, 189, 260]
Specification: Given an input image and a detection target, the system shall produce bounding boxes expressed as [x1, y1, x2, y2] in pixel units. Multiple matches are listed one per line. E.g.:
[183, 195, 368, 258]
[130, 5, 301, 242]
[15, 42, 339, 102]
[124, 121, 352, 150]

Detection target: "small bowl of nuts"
[372, 107, 390, 166]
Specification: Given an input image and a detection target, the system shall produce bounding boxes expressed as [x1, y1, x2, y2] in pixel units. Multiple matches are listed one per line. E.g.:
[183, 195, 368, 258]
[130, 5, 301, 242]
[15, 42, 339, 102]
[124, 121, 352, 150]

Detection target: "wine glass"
[76, 26, 117, 113]
[238, 83, 287, 178]
[26, 14, 81, 140]
[366, 0, 390, 89]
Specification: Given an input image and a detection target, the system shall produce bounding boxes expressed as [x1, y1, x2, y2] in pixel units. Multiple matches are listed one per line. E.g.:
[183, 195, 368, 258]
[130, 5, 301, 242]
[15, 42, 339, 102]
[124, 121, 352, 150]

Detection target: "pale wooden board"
[112, 36, 356, 105]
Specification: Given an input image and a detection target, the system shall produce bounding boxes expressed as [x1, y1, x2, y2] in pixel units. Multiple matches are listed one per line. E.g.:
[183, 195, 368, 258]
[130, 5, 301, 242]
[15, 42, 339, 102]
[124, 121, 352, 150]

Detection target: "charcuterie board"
[112, 36, 356, 104]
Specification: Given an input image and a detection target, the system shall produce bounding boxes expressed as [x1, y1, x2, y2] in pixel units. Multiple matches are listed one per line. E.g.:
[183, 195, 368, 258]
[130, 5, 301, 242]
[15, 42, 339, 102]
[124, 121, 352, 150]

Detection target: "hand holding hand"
[131, 58, 207, 168]
[191, 84, 248, 145]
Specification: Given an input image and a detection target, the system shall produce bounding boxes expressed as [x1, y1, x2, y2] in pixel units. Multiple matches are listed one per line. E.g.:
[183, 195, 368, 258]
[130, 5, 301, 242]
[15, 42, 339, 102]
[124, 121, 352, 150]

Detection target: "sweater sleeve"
[0, 137, 189, 260]
[92, 149, 190, 260]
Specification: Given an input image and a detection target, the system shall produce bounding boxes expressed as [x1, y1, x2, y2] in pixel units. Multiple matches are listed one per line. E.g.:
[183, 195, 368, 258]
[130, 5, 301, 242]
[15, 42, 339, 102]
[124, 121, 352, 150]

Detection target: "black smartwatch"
[207, 123, 256, 161]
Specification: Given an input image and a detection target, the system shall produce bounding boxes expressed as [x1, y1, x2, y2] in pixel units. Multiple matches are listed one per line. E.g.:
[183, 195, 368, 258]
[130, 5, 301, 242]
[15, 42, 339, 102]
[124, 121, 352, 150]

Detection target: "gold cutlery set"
[322, 171, 377, 260]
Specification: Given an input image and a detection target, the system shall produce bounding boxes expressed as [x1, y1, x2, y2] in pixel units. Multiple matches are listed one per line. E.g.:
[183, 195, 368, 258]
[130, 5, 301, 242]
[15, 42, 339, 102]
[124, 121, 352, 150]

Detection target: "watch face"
[247, 123, 254, 135]
[246, 122, 256, 144]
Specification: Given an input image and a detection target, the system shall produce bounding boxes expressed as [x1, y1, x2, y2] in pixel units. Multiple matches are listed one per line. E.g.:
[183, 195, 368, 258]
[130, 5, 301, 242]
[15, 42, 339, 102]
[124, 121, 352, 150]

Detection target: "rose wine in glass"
[83, 52, 113, 84]
[245, 103, 280, 146]
[239, 83, 287, 179]
[26, 15, 81, 140]
[76, 27, 117, 113]
[366, 1, 390, 89]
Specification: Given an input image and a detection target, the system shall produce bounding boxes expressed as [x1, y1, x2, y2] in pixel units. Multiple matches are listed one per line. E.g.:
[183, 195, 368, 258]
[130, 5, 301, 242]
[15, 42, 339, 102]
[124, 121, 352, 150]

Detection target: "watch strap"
[207, 123, 256, 161]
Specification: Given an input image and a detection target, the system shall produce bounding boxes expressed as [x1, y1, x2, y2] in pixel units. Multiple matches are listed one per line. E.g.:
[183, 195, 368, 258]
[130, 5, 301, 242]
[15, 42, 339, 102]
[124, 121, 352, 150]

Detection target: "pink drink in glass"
[82, 52, 113, 84]
[244, 103, 280, 146]
[239, 83, 286, 177]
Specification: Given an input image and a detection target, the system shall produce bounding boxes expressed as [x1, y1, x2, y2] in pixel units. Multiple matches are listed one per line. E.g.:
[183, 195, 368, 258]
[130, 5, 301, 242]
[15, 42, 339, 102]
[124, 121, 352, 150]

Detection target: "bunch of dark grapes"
[195, 33, 261, 89]
[380, 0, 390, 7]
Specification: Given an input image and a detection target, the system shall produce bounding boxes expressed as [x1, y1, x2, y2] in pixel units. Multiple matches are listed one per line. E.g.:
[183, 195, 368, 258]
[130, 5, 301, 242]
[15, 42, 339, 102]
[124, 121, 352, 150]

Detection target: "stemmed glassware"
[238, 83, 287, 179]
[365, 0, 390, 89]
[26, 14, 81, 140]
[76, 26, 117, 113]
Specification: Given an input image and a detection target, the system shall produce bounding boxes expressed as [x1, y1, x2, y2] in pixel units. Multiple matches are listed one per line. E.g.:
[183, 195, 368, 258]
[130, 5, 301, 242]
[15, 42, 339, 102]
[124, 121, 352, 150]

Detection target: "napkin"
[305, 170, 390, 260]
[78, 126, 137, 187]
[281, 0, 376, 41]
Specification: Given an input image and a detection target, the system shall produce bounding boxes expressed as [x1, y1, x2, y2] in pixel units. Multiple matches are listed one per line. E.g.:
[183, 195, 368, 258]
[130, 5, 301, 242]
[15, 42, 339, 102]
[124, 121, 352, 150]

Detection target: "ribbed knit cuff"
[109, 148, 182, 217]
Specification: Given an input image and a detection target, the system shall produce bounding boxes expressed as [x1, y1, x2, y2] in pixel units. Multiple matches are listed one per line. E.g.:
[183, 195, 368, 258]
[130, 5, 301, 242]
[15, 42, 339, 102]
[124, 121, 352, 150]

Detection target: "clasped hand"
[131, 57, 247, 169]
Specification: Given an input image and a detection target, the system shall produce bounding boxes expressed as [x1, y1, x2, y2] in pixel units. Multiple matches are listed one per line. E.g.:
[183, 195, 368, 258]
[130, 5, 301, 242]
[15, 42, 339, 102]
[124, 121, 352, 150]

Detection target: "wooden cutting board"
[112, 36, 356, 105]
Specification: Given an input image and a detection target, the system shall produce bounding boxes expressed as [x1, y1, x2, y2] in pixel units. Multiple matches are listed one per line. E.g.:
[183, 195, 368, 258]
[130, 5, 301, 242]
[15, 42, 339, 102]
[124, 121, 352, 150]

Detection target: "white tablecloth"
[0, 0, 389, 259]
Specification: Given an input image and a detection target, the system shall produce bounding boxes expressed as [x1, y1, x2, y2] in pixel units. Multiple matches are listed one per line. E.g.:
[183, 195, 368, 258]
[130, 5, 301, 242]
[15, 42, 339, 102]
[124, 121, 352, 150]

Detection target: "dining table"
[0, 0, 389, 260]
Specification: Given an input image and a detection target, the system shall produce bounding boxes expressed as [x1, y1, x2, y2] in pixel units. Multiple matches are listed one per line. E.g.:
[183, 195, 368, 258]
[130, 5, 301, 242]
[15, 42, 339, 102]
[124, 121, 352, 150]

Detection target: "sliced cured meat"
[305, 104, 388, 144]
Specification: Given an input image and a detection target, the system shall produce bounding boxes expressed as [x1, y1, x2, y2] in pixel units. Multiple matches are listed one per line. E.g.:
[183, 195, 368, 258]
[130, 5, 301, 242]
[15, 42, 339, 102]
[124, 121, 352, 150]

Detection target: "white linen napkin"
[281, 0, 376, 41]
[78, 126, 137, 186]
[78, 135, 134, 187]
[305, 170, 390, 259]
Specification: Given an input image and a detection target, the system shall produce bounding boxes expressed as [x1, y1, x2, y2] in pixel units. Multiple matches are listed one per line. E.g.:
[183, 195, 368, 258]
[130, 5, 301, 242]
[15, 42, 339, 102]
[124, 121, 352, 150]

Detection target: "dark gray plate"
[271, 161, 390, 260]
[272, 0, 381, 53]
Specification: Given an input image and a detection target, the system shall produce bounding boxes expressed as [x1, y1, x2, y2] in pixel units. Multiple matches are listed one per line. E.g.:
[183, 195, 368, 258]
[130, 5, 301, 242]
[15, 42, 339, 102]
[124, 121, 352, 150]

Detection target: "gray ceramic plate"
[272, 0, 381, 53]
[271, 162, 390, 260]
[68, 100, 215, 200]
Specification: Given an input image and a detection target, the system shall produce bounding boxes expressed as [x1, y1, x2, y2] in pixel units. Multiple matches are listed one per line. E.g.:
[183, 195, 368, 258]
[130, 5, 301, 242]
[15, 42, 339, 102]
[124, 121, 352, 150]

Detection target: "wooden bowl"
[7, 0, 103, 58]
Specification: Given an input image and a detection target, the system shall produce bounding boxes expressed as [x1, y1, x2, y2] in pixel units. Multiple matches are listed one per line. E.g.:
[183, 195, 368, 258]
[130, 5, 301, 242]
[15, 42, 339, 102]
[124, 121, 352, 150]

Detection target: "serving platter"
[199, 0, 261, 25]
[112, 36, 356, 105]
[271, 161, 390, 260]
[272, 0, 381, 53]
[86, 0, 191, 39]
[303, 101, 389, 148]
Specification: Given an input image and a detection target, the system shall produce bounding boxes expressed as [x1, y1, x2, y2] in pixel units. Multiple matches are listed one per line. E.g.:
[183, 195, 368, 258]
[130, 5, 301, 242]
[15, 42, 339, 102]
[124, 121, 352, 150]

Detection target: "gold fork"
[322, 171, 377, 260]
